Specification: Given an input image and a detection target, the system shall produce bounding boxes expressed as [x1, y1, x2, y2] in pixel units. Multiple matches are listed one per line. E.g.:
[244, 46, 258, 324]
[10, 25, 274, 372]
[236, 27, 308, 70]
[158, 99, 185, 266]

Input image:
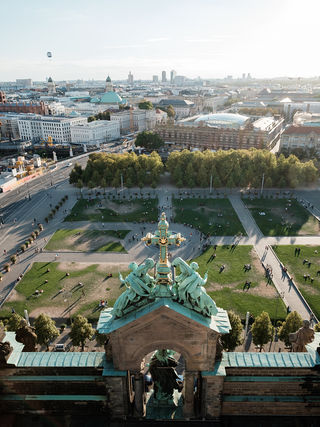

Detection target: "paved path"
[229, 195, 314, 322]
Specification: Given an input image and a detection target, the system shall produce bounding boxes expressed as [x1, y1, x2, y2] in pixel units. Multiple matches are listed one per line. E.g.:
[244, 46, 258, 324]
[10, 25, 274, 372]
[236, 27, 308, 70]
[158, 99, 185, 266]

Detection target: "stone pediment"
[98, 301, 230, 371]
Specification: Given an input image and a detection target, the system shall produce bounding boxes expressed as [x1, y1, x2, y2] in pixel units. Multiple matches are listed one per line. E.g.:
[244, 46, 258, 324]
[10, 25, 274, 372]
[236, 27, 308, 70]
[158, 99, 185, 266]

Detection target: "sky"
[1, 0, 320, 81]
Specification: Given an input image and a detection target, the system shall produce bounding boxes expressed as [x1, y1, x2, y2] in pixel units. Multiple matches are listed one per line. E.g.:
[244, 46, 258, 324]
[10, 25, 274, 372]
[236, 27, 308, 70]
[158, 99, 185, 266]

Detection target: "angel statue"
[112, 258, 155, 318]
[172, 257, 218, 317]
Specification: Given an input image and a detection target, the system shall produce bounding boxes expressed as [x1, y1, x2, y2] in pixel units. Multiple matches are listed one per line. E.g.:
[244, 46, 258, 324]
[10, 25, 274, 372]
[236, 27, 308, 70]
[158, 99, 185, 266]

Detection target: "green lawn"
[244, 198, 319, 236]
[0, 262, 128, 322]
[65, 198, 158, 223]
[173, 198, 246, 236]
[192, 245, 287, 321]
[273, 245, 320, 319]
[45, 229, 128, 252]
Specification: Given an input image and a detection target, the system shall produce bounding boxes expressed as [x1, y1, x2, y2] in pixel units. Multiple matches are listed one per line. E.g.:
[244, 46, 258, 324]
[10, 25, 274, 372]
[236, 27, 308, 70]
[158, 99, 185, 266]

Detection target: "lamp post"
[209, 174, 213, 194]
[260, 173, 265, 197]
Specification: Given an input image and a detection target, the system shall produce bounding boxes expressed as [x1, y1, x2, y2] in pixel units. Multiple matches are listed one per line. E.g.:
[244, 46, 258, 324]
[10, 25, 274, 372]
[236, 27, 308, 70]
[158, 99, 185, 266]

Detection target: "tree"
[278, 311, 303, 347]
[70, 315, 94, 351]
[34, 313, 59, 350]
[222, 311, 243, 351]
[135, 131, 164, 151]
[251, 311, 273, 352]
[166, 105, 175, 118]
[7, 313, 23, 332]
[314, 322, 320, 332]
[138, 100, 153, 110]
[95, 331, 109, 346]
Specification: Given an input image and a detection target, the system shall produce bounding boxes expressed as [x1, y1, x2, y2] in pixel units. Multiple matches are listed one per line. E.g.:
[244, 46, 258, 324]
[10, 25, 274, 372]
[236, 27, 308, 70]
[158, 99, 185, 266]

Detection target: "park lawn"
[273, 245, 320, 319]
[244, 198, 319, 236]
[0, 262, 129, 322]
[192, 245, 287, 321]
[173, 198, 246, 236]
[65, 198, 158, 223]
[45, 229, 129, 252]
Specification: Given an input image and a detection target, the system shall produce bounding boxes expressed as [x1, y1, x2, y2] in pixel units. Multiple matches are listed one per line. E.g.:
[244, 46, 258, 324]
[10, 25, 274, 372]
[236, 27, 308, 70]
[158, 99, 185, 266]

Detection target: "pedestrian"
[317, 270, 320, 277]
[308, 262, 312, 268]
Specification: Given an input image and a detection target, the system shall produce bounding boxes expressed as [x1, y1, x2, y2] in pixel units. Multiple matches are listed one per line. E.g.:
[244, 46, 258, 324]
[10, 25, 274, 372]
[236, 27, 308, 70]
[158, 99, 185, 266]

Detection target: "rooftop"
[283, 125, 320, 135]
[194, 113, 249, 128]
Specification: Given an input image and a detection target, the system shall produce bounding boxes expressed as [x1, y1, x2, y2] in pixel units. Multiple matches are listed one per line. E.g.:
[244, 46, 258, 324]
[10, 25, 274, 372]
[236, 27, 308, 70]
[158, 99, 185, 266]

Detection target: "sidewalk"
[229, 195, 313, 321]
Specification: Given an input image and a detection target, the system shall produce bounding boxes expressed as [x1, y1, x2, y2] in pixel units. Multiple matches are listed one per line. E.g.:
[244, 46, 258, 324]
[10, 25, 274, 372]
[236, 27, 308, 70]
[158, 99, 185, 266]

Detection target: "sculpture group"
[112, 257, 217, 319]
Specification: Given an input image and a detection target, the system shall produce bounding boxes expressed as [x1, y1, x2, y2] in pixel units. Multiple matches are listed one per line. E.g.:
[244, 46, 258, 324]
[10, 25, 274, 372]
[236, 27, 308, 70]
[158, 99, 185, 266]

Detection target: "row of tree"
[138, 100, 175, 117]
[70, 151, 164, 188]
[4, 313, 97, 351]
[3, 309, 314, 353]
[88, 111, 111, 122]
[166, 149, 318, 188]
[224, 310, 317, 352]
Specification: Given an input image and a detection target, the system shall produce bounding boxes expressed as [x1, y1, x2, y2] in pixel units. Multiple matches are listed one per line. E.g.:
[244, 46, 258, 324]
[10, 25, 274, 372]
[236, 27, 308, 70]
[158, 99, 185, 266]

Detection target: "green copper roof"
[97, 298, 230, 335]
[17, 352, 105, 368]
[5, 332, 24, 366]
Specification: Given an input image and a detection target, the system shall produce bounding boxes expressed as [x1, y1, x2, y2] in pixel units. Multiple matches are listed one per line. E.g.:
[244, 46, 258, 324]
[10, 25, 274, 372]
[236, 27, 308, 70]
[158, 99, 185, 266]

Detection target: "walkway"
[229, 195, 313, 322]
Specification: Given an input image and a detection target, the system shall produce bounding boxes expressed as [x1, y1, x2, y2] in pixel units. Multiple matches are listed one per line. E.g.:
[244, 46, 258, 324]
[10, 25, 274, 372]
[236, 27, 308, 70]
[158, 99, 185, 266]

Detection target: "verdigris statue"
[113, 258, 155, 318]
[289, 319, 315, 352]
[149, 349, 183, 402]
[172, 257, 218, 317]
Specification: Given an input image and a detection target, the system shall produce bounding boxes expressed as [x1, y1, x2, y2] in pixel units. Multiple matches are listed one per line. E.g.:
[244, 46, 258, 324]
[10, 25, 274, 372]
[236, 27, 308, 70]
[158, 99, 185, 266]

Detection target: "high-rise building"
[170, 70, 176, 84]
[47, 77, 56, 95]
[128, 71, 133, 84]
[161, 71, 167, 83]
[16, 79, 32, 88]
[152, 75, 159, 83]
[242, 73, 246, 79]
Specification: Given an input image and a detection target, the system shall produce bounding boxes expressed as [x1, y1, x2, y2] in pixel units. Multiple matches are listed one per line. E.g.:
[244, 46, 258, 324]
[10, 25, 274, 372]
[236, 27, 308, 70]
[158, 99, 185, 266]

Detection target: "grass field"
[0, 262, 128, 322]
[244, 198, 319, 236]
[45, 229, 129, 252]
[173, 198, 246, 236]
[192, 245, 287, 321]
[65, 198, 158, 223]
[273, 245, 320, 319]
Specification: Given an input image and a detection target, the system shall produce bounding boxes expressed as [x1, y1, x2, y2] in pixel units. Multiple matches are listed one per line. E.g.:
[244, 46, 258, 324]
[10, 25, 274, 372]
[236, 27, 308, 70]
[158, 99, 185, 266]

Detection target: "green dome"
[106, 75, 111, 82]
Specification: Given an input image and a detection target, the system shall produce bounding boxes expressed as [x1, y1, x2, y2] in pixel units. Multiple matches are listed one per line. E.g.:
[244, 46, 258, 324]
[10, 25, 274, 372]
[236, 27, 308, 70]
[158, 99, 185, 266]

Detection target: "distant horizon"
[2, 0, 320, 81]
[2, 75, 320, 84]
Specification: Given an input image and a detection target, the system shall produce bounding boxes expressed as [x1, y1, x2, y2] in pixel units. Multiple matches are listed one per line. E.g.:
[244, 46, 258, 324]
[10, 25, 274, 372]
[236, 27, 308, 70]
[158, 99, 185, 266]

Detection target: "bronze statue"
[149, 349, 183, 401]
[0, 341, 13, 366]
[15, 319, 37, 352]
[289, 320, 315, 352]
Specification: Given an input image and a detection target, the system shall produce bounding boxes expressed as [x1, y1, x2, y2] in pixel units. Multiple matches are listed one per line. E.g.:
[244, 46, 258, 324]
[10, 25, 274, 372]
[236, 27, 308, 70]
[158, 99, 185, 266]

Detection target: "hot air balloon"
[47, 52, 52, 58]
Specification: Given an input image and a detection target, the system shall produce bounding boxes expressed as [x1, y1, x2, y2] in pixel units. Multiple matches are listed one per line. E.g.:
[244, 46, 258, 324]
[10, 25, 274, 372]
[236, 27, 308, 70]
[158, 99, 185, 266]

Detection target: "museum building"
[155, 113, 284, 152]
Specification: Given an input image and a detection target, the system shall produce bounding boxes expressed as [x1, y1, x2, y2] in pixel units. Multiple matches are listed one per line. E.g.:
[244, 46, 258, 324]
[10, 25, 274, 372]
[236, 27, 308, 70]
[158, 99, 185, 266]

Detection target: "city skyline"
[2, 0, 320, 81]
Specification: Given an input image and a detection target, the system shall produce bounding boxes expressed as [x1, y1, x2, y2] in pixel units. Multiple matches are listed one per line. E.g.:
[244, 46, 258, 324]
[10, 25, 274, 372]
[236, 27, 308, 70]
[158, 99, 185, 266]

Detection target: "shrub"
[25, 241, 29, 248]
[39, 224, 43, 231]
[30, 232, 36, 239]
[4, 263, 10, 272]
[10, 255, 17, 264]
[45, 217, 49, 223]
[20, 244, 26, 252]
[34, 230, 40, 237]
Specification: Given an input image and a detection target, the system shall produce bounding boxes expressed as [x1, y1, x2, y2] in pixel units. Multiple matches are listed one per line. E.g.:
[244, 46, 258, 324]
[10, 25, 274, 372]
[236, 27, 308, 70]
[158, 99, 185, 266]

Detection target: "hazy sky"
[2, 0, 320, 81]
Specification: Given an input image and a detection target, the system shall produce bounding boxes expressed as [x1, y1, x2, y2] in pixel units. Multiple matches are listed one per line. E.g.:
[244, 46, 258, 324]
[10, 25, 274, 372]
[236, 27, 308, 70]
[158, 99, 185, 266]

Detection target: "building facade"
[70, 120, 120, 145]
[17, 115, 87, 143]
[280, 125, 320, 152]
[0, 91, 49, 115]
[155, 113, 284, 151]
[110, 109, 166, 134]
